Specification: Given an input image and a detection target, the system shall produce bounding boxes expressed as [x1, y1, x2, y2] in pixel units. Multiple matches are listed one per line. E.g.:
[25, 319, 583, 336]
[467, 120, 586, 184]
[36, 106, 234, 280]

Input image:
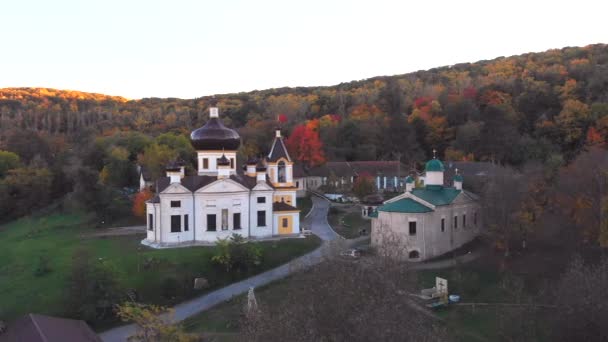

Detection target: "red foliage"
[586, 126, 604, 145]
[463, 86, 478, 100]
[277, 114, 288, 124]
[414, 96, 433, 109]
[132, 189, 153, 217]
[285, 122, 326, 167]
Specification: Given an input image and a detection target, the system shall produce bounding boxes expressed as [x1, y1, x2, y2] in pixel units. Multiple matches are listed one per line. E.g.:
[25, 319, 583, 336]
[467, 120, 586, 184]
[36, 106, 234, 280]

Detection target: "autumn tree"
[555, 147, 608, 246]
[285, 120, 326, 167]
[115, 302, 199, 342]
[353, 173, 376, 199]
[133, 189, 153, 217]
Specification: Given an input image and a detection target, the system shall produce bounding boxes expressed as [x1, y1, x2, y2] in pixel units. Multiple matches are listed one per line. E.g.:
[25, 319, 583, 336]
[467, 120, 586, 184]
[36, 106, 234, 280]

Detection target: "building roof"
[411, 186, 461, 206]
[0, 314, 101, 342]
[152, 171, 274, 198]
[139, 166, 152, 182]
[293, 163, 306, 178]
[425, 158, 445, 172]
[362, 193, 384, 205]
[378, 198, 433, 213]
[405, 175, 415, 183]
[268, 133, 291, 162]
[272, 201, 299, 212]
[453, 174, 464, 182]
[307, 161, 405, 178]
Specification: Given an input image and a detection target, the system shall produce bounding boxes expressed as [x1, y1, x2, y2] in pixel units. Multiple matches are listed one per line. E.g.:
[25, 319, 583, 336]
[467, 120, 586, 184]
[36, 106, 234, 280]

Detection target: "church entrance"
[278, 215, 292, 234]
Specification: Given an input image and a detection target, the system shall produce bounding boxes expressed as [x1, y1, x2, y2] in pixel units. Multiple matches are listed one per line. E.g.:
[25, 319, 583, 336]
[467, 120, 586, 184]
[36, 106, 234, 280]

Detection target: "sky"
[1, 0, 606, 99]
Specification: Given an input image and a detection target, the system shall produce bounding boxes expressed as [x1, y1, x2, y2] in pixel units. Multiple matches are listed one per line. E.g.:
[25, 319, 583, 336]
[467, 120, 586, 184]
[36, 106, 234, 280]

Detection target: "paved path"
[303, 194, 341, 241]
[100, 194, 339, 342]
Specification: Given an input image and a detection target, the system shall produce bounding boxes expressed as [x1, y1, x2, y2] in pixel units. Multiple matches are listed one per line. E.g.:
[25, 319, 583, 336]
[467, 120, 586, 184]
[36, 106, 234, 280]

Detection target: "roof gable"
[197, 178, 250, 193]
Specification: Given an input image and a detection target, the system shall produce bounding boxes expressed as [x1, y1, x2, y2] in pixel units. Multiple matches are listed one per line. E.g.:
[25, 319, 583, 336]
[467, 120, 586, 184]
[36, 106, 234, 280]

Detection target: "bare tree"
[241, 251, 447, 341]
[550, 256, 608, 342]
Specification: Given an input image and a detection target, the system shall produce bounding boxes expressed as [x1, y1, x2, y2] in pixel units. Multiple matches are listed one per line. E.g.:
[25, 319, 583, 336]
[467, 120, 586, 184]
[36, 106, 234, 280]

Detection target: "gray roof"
[267, 136, 291, 162]
[0, 314, 101, 342]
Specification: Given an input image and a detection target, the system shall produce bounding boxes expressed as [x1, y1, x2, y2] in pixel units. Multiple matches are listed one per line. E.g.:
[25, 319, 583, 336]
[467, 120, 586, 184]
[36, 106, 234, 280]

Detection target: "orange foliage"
[479, 90, 511, 106]
[132, 189, 153, 217]
[349, 104, 383, 121]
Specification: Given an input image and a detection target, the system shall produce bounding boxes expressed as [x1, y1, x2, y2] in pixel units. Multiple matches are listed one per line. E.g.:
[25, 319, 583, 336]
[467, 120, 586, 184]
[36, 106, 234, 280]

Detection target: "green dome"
[453, 174, 464, 182]
[425, 158, 445, 172]
[405, 176, 415, 184]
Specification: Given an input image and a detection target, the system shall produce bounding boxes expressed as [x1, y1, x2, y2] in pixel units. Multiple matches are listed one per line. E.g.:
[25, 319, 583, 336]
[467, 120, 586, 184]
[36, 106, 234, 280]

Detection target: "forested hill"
[2, 44, 608, 166]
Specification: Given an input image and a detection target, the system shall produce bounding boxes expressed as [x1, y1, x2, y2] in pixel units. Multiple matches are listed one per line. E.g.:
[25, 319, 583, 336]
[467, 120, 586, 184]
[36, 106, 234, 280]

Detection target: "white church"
[371, 155, 481, 261]
[144, 104, 300, 247]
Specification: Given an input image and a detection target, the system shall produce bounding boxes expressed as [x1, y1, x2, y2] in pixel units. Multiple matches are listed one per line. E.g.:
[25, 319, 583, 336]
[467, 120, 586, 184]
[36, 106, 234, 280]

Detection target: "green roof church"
[371, 154, 481, 261]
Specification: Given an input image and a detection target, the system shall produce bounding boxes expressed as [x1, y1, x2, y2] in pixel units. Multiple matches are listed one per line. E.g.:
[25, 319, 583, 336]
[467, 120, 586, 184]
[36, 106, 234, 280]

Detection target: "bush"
[212, 234, 263, 273]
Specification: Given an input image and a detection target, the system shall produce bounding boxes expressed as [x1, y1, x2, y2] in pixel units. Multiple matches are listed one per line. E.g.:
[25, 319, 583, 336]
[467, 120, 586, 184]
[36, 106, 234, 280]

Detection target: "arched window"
[409, 250, 420, 259]
[278, 161, 286, 183]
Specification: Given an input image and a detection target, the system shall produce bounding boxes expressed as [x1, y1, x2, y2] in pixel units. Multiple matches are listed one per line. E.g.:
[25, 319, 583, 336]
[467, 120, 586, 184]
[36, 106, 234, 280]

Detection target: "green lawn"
[0, 212, 321, 327]
[182, 276, 295, 339]
[328, 205, 371, 239]
[416, 257, 554, 341]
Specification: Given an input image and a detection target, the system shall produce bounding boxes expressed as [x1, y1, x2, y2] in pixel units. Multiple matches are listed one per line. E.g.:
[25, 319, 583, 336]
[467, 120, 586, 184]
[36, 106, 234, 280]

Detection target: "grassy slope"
[0, 212, 321, 325]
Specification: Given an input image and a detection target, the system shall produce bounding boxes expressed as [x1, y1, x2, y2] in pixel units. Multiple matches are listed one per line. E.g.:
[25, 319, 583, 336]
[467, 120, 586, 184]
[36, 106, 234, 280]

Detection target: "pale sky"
[1, 0, 606, 99]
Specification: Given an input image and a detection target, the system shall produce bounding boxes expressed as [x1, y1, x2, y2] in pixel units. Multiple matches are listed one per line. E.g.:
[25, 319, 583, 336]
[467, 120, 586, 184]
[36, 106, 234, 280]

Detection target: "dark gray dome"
[190, 118, 241, 151]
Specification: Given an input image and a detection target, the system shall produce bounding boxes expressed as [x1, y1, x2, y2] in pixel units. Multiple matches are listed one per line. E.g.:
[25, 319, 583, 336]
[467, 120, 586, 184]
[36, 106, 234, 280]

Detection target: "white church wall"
[194, 190, 251, 243]
[157, 192, 195, 244]
[249, 190, 274, 238]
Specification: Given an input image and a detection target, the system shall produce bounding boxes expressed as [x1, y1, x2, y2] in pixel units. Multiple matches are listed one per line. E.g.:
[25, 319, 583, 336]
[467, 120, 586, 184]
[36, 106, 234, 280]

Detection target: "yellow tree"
[115, 302, 200, 342]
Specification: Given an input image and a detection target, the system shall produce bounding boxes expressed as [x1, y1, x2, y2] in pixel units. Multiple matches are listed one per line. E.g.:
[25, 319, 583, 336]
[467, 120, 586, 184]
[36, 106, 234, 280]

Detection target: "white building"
[371, 157, 481, 261]
[143, 104, 300, 247]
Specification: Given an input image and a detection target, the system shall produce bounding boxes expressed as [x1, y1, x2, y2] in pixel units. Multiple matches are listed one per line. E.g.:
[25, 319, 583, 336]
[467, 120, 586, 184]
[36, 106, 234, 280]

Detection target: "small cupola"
[453, 168, 463, 190]
[256, 159, 267, 182]
[424, 149, 445, 187]
[217, 154, 230, 179]
[275, 127, 282, 138]
[405, 175, 415, 192]
[166, 160, 184, 184]
[246, 157, 258, 177]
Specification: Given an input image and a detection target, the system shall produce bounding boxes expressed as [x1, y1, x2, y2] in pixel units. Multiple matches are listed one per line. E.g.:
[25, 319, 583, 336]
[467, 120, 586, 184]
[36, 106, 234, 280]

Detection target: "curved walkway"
[100, 194, 339, 342]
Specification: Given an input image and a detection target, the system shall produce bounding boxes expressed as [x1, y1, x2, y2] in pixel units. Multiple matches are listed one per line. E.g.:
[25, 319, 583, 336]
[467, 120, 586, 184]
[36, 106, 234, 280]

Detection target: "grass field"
[328, 205, 371, 239]
[0, 212, 321, 327]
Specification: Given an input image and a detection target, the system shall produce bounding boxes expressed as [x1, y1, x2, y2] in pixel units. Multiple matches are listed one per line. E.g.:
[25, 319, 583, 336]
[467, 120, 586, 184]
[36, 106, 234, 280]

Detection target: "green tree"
[66, 248, 123, 323]
[0, 150, 20, 178]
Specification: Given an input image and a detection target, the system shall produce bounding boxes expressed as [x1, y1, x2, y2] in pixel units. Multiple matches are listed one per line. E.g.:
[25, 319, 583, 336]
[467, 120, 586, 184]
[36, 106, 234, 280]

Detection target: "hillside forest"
[1, 44, 608, 246]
